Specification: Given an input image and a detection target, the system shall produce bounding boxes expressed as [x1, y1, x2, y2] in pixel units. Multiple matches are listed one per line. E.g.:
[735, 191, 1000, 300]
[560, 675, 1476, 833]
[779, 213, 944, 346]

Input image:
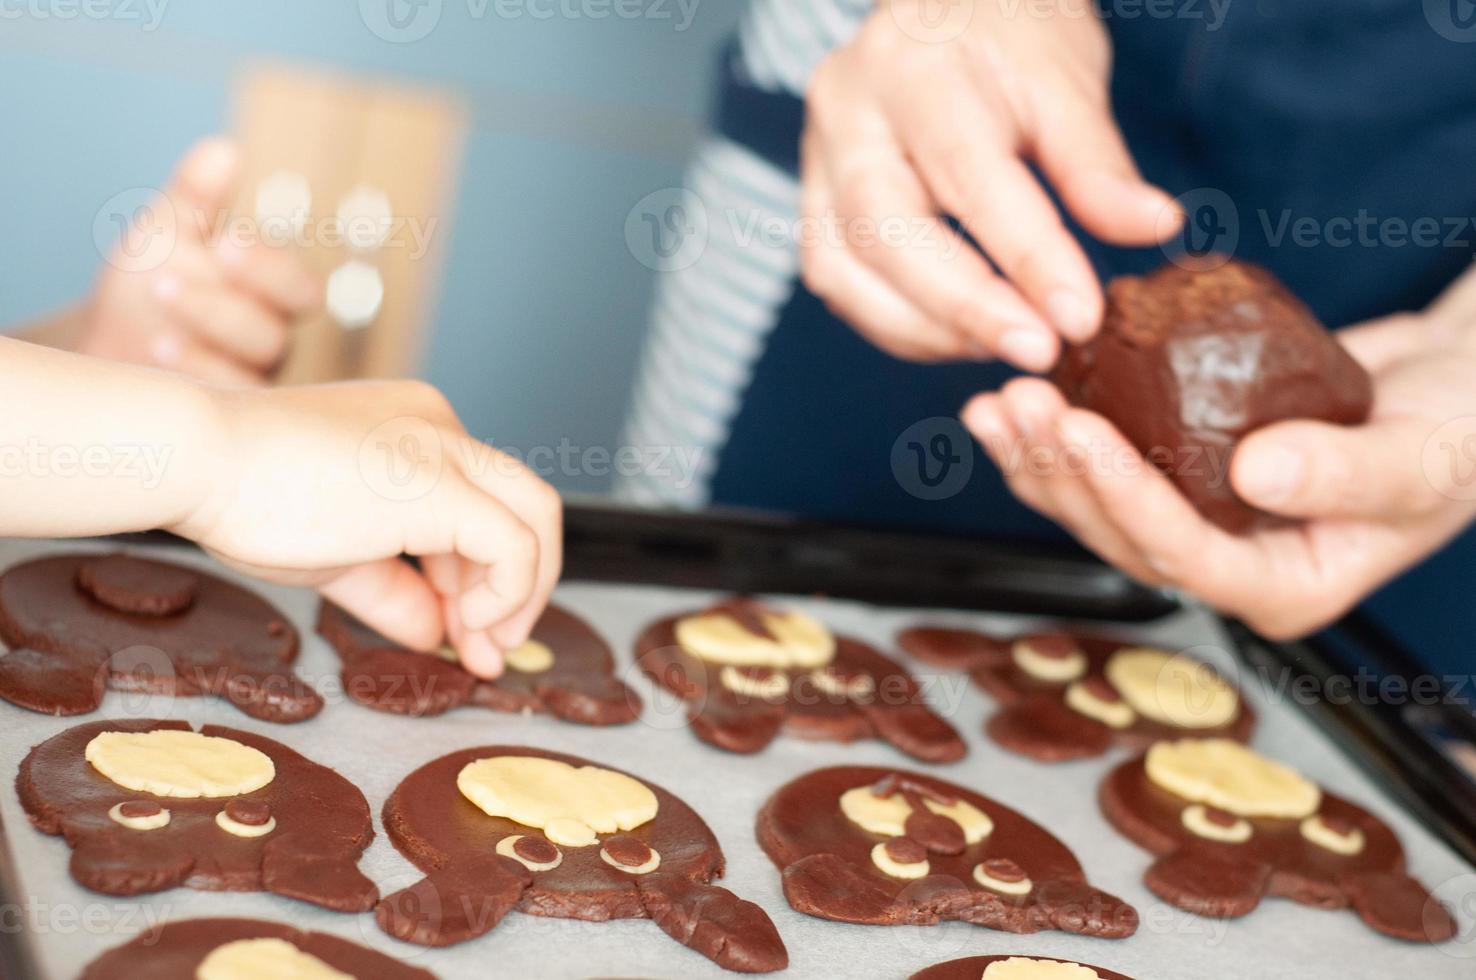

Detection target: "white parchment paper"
[0, 538, 1471, 980]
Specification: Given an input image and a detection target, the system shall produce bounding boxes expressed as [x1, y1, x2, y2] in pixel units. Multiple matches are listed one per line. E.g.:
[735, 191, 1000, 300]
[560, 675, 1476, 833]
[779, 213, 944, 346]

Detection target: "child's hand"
[79, 138, 321, 386]
[173, 380, 561, 678]
[962, 264, 1476, 639]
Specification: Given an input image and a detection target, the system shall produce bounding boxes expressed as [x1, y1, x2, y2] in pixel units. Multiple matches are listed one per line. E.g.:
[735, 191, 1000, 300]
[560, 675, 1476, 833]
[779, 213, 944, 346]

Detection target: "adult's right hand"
[800, 0, 1181, 369]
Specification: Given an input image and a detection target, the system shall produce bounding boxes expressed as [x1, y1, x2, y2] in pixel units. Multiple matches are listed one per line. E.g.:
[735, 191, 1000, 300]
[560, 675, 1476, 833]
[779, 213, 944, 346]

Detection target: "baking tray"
[0, 514, 1471, 978]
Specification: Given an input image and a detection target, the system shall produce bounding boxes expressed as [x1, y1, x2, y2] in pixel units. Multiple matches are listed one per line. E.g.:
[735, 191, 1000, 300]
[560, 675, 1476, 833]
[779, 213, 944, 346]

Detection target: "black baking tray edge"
[565, 503, 1476, 869]
[1, 507, 1473, 977]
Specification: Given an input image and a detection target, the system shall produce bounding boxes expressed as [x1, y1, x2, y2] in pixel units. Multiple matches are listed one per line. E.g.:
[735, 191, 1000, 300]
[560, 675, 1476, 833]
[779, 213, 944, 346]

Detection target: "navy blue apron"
[707, 1, 1476, 673]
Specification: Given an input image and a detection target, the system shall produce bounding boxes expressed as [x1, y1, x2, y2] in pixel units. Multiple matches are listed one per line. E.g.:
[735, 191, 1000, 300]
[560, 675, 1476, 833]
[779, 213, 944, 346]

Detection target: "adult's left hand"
[962, 264, 1476, 639]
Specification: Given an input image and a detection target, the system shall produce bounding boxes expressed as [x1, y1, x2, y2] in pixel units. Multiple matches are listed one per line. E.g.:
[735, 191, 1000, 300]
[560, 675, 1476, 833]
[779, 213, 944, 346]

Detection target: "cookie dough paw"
[1144, 846, 1271, 919]
[376, 863, 529, 947]
[986, 697, 1112, 763]
[0, 646, 107, 716]
[263, 847, 379, 912]
[859, 701, 966, 763]
[1032, 880, 1140, 939]
[537, 675, 642, 726]
[688, 697, 786, 755]
[1341, 870, 1458, 943]
[638, 875, 788, 973]
[780, 853, 897, 924]
[69, 836, 194, 895]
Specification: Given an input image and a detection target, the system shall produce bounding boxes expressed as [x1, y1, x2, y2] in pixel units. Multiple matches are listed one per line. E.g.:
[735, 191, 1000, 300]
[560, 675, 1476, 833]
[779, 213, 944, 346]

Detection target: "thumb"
[319, 557, 445, 653]
[1232, 418, 1438, 521]
[162, 137, 240, 242]
[1030, 88, 1182, 247]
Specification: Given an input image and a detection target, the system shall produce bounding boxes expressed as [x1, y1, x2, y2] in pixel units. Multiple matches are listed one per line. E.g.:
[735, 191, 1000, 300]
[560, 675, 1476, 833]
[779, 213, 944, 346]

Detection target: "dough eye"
[1300, 813, 1365, 856]
[215, 800, 276, 838]
[870, 838, 929, 879]
[1064, 676, 1135, 729]
[1181, 804, 1252, 843]
[497, 834, 564, 872]
[1011, 634, 1087, 683]
[108, 800, 170, 831]
[973, 858, 1033, 896]
[718, 665, 789, 700]
[599, 834, 661, 874]
[808, 667, 875, 700]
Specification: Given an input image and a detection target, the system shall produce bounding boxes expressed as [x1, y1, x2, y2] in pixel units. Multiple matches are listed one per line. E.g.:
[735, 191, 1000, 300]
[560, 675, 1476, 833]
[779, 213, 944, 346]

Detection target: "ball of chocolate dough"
[1052, 260, 1373, 532]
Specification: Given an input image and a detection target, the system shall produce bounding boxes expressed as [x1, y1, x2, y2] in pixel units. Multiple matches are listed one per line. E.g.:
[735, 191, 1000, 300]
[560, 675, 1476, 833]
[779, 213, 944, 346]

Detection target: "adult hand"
[78, 138, 320, 386]
[962, 264, 1476, 639]
[800, 0, 1181, 369]
[174, 380, 562, 678]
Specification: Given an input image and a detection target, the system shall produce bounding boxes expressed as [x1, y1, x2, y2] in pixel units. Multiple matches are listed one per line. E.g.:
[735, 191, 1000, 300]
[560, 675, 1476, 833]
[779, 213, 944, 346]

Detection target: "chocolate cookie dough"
[757, 766, 1137, 938]
[318, 600, 640, 724]
[1052, 260, 1374, 532]
[0, 552, 320, 722]
[637, 598, 965, 761]
[82, 918, 434, 979]
[375, 746, 787, 973]
[912, 955, 1137, 980]
[1100, 739, 1458, 942]
[18, 718, 378, 911]
[897, 627, 1253, 761]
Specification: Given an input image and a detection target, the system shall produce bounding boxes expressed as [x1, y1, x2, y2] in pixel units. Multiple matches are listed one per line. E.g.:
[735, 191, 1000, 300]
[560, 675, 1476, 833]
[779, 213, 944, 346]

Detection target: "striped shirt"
[614, 1, 868, 508]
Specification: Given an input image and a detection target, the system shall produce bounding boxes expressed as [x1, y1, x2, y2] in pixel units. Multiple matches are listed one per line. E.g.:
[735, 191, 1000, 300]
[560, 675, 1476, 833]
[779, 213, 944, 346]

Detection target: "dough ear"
[0, 646, 107, 716]
[780, 853, 898, 924]
[1340, 870, 1458, 943]
[985, 696, 1112, 762]
[637, 874, 788, 973]
[856, 700, 966, 763]
[1144, 845, 1272, 919]
[537, 675, 642, 726]
[376, 860, 530, 947]
[1030, 879, 1140, 938]
[688, 693, 786, 754]
[262, 846, 378, 912]
[69, 834, 194, 895]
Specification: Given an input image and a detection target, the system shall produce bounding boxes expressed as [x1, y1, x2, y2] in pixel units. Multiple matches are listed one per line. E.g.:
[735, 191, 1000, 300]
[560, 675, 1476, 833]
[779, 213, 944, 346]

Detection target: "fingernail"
[965, 401, 1004, 444]
[459, 632, 504, 680]
[1046, 288, 1097, 342]
[998, 329, 1056, 372]
[1238, 443, 1305, 505]
[1056, 415, 1092, 448]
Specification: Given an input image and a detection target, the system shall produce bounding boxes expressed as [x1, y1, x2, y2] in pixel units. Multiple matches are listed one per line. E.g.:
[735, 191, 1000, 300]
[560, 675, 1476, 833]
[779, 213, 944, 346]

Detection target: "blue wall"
[0, 1, 743, 493]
